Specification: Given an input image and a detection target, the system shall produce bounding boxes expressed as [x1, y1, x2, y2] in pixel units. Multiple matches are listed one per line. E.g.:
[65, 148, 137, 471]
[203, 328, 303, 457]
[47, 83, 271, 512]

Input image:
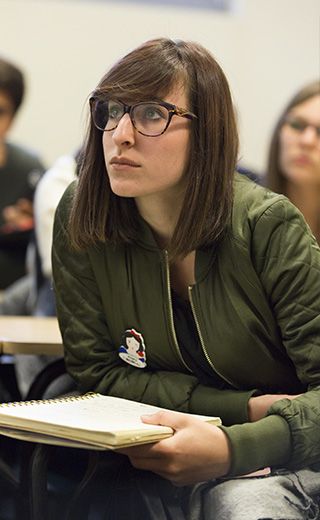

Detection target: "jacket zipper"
[188, 285, 236, 387]
[163, 251, 192, 372]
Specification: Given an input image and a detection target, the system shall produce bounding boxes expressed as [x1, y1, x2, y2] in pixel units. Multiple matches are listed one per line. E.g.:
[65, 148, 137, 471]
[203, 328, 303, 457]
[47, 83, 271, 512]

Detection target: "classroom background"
[1, 0, 319, 174]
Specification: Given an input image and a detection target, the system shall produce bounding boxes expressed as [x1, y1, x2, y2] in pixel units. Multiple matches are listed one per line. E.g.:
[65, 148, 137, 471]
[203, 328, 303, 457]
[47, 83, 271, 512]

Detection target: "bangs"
[93, 41, 188, 103]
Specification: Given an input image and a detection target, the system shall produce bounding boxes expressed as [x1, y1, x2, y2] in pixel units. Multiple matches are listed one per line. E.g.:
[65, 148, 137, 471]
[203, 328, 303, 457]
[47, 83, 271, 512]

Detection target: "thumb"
[141, 409, 190, 431]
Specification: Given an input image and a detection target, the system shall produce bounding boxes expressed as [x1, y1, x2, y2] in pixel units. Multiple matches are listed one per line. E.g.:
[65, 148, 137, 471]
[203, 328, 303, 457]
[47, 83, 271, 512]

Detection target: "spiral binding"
[0, 392, 97, 408]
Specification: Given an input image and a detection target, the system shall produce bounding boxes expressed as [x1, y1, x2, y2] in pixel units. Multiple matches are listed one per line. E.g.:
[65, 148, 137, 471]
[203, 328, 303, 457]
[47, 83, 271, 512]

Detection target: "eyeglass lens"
[286, 117, 320, 138]
[93, 100, 171, 136]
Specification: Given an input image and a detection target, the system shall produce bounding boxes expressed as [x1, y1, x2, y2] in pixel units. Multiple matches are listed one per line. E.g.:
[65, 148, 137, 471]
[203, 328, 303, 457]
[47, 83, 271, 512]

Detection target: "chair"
[15, 357, 74, 519]
[28, 446, 100, 520]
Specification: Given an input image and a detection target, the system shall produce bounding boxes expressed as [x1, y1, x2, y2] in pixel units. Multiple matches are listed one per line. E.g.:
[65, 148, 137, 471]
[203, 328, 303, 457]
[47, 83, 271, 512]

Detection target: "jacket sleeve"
[52, 185, 256, 426]
[223, 197, 320, 475]
[255, 198, 320, 469]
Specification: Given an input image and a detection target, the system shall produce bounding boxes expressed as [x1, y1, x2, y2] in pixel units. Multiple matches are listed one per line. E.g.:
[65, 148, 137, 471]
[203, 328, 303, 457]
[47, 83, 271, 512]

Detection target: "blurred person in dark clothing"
[0, 56, 45, 289]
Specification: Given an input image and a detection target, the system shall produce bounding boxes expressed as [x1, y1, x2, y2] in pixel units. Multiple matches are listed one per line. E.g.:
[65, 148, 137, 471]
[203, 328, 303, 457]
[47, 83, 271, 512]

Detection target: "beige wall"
[1, 0, 319, 172]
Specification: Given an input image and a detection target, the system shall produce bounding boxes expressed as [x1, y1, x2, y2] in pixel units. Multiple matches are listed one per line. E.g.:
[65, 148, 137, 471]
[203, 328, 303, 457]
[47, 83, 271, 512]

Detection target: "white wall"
[1, 0, 319, 172]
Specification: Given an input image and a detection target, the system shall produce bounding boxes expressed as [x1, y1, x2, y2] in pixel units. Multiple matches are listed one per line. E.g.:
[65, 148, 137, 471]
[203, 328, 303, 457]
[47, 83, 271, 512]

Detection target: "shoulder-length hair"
[69, 38, 238, 259]
[266, 80, 320, 194]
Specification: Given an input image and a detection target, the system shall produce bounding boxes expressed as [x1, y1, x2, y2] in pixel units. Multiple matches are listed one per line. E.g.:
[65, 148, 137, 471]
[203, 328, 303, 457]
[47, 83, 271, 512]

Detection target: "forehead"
[289, 95, 320, 124]
[101, 79, 189, 106]
[161, 84, 188, 106]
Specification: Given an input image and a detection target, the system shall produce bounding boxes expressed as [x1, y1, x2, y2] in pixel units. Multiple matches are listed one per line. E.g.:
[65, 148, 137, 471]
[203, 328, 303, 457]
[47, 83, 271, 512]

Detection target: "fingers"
[119, 419, 231, 486]
[141, 410, 195, 431]
[16, 198, 33, 214]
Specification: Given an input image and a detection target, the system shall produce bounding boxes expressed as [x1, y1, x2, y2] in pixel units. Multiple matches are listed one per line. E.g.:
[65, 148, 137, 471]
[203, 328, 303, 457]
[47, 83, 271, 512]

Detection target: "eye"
[140, 104, 167, 121]
[287, 119, 307, 132]
[108, 101, 124, 120]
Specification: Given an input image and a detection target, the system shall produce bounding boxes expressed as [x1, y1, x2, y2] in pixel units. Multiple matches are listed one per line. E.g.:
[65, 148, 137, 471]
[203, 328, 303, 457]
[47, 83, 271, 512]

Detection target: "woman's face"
[102, 85, 191, 204]
[279, 94, 320, 186]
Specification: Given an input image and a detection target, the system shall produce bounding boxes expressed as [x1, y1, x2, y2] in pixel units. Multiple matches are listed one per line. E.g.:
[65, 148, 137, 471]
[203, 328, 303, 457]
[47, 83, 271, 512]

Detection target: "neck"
[135, 193, 183, 248]
[287, 182, 320, 242]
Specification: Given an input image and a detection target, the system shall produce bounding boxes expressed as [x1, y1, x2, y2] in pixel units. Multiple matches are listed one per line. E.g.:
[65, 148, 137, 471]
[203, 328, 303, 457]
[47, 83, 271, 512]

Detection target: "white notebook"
[0, 393, 221, 450]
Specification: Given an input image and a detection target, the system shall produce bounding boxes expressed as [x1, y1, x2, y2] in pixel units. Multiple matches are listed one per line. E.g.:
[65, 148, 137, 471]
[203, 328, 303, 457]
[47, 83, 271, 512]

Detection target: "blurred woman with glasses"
[52, 39, 320, 519]
[266, 81, 320, 242]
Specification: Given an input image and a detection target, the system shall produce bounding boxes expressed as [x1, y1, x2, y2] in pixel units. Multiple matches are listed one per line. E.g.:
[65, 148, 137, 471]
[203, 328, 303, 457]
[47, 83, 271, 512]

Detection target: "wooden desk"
[0, 316, 63, 356]
[0, 317, 67, 518]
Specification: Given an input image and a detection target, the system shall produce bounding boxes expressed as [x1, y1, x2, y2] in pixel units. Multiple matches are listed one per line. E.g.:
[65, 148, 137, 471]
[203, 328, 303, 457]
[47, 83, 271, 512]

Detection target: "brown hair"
[69, 38, 238, 259]
[266, 80, 320, 194]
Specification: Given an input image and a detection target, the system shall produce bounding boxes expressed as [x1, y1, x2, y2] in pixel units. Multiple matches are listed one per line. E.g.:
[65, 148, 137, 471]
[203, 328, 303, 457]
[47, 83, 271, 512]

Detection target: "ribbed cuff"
[190, 385, 257, 425]
[220, 415, 292, 476]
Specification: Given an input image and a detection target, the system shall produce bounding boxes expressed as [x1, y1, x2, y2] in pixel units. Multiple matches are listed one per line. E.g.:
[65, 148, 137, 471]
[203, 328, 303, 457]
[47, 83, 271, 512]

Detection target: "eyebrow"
[287, 114, 320, 124]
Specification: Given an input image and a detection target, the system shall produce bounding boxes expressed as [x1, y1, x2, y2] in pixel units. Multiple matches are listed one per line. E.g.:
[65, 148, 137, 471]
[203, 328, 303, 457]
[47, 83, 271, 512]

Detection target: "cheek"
[279, 128, 293, 172]
[314, 149, 320, 168]
[159, 132, 190, 173]
[102, 133, 114, 174]
[102, 132, 110, 157]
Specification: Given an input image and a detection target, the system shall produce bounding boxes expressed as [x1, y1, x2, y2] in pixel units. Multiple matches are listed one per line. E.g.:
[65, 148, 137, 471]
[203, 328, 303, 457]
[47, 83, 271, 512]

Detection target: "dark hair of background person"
[0, 57, 25, 114]
[69, 38, 239, 260]
[266, 80, 320, 194]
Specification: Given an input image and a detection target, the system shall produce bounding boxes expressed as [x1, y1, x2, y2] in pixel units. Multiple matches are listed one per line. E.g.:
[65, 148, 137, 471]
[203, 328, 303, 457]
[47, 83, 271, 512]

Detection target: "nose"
[300, 125, 319, 146]
[112, 113, 135, 147]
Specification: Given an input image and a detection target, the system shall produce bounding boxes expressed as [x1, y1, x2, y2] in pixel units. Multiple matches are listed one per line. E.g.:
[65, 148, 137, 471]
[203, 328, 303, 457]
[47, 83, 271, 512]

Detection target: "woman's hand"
[248, 393, 301, 422]
[119, 410, 231, 486]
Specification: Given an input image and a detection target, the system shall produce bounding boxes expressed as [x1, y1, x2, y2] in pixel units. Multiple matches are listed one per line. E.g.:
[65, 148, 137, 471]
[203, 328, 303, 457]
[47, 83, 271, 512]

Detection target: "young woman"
[52, 39, 320, 518]
[266, 80, 320, 242]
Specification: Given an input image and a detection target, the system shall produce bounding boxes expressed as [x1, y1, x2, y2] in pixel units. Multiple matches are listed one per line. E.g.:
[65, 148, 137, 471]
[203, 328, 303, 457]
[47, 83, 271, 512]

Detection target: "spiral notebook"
[0, 393, 221, 450]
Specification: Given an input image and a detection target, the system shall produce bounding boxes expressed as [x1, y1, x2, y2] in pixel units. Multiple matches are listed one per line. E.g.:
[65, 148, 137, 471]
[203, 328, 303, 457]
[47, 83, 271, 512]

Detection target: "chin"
[109, 183, 139, 198]
[287, 172, 320, 187]
[111, 189, 136, 198]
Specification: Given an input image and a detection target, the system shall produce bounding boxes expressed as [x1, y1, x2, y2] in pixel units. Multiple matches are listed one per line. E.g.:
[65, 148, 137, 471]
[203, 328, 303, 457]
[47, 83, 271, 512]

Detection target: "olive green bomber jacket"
[52, 174, 320, 477]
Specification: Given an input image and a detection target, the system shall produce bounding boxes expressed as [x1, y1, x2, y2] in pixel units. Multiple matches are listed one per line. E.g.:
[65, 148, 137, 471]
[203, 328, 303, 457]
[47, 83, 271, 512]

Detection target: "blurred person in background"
[0, 150, 78, 398]
[0, 56, 45, 290]
[14, 150, 78, 398]
[32, 150, 79, 316]
[265, 80, 320, 242]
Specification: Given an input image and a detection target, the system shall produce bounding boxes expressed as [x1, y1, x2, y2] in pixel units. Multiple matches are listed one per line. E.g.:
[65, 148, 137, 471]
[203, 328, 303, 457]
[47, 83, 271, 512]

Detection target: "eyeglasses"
[89, 97, 197, 137]
[284, 117, 320, 138]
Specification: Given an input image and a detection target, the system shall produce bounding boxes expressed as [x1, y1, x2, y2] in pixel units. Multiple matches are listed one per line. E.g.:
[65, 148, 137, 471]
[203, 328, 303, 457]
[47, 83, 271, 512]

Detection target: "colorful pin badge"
[118, 328, 147, 368]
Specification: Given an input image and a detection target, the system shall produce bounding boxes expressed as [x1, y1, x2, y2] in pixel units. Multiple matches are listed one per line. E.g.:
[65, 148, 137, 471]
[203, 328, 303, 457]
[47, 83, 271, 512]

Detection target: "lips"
[110, 157, 140, 167]
[293, 155, 312, 166]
